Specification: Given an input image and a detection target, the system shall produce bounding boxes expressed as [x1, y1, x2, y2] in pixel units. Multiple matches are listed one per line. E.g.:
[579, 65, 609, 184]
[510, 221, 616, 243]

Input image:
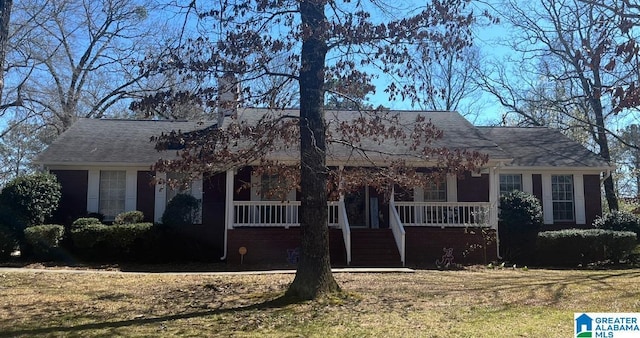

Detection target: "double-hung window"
[424, 180, 447, 202]
[99, 170, 126, 220]
[552, 175, 574, 221]
[500, 174, 522, 195]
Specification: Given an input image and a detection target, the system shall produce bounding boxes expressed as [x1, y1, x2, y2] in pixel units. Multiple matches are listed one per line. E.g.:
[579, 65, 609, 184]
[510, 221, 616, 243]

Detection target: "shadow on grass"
[0, 293, 304, 337]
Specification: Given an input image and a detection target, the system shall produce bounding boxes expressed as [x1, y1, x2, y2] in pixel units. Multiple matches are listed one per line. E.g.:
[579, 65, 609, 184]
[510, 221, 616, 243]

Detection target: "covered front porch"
[222, 167, 500, 267]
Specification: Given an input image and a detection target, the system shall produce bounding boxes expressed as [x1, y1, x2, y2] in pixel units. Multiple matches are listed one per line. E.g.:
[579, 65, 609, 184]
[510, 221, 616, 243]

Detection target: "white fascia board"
[498, 166, 614, 173]
[44, 164, 152, 171]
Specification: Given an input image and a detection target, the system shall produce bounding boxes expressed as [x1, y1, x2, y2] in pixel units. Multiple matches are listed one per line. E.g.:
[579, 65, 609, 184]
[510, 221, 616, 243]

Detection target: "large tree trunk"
[286, 0, 340, 300]
[589, 81, 619, 211]
[0, 0, 12, 104]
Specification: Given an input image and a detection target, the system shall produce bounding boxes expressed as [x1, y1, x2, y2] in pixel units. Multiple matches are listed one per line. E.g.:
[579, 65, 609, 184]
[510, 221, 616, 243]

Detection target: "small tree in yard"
[161, 194, 200, 227]
[0, 173, 61, 245]
[499, 190, 543, 263]
[139, 1, 495, 300]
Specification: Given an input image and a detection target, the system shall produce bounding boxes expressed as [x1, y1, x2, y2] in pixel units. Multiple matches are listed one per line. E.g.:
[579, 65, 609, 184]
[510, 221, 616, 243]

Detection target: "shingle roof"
[231, 108, 511, 164]
[35, 119, 214, 165]
[35, 111, 612, 170]
[477, 126, 611, 168]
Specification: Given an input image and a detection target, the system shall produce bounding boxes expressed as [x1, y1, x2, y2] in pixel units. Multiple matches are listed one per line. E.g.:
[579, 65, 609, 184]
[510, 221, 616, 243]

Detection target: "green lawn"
[0, 267, 639, 337]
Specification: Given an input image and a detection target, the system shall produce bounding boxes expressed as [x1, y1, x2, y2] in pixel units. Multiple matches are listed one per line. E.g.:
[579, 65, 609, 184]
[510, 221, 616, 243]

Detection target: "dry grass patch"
[0, 268, 639, 337]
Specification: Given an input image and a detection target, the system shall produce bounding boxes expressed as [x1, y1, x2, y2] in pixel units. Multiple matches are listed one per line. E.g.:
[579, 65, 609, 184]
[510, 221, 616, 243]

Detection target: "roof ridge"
[476, 125, 550, 129]
[79, 118, 216, 123]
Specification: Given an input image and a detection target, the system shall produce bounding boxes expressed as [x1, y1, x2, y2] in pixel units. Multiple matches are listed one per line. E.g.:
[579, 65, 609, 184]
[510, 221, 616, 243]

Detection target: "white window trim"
[154, 172, 167, 223]
[446, 174, 457, 202]
[522, 173, 533, 194]
[155, 172, 203, 224]
[250, 173, 296, 201]
[574, 175, 586, 224]
[542, 174, 553, 224]
[412, 174, 456, 202]
[551, 174, 575, 222]
[87, 168, 137, 220]
[542, 173, 586, 225]
[499, 173, 524, 195]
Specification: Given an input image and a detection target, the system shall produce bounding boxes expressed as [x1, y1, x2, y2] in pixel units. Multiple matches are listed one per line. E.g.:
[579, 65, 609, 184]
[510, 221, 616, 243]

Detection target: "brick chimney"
[217, 73, 239, 126]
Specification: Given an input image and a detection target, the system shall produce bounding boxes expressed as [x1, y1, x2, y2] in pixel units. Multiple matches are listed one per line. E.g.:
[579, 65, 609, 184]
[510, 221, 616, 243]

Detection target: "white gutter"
[493, 162, 503, 261]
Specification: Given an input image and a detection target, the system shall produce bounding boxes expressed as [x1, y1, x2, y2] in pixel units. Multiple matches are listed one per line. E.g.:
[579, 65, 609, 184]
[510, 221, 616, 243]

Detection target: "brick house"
[34, 108, 613, 267]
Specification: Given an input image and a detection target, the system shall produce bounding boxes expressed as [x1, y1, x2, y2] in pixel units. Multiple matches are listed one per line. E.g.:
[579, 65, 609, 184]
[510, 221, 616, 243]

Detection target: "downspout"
[220, 169, 235, 261]
[492, 162, 503, 261]
[600, 169, 611, 185]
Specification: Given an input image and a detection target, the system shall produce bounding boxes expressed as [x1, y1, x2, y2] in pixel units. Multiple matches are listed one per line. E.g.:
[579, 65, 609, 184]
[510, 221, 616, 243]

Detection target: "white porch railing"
[389, 200, 406, 266]
[394, 202, 493, 227]
[338, 199, 352, 265]
[232, 201, 340, 228]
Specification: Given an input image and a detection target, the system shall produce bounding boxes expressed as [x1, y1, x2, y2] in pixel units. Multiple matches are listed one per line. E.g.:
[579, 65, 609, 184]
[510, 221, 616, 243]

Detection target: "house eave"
[498, 165, 615, 172]
[38, 161, 154, 168]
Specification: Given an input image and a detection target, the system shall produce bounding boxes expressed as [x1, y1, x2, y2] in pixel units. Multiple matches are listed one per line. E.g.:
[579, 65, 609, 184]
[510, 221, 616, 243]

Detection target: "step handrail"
[389, 199, 406, 266]
[338, 199, 351, 265]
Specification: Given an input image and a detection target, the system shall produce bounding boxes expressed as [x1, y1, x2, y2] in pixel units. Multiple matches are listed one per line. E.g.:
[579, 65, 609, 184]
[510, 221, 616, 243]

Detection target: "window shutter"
[154, 172, 167, 223]
[87, 170, 100, 213]
[541, 174, 553, 224]
[574, 175, 586, 224]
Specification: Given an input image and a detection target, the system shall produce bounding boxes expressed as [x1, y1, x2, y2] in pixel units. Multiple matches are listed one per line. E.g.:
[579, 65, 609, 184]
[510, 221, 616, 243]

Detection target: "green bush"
[0, 173, 62, 229]
[536, 229, 637, 266]
[23, 224, 65, 260]
[70, 223, 155, 261]
[499, 190, 543, 263]
[161, 194, 200, 227]
[71, 217, 103, 229]
[593, 211, 640, 240]
[0, 225, 17, 260]
[499, 190, 543, 228]
[114, 211, 144, 225]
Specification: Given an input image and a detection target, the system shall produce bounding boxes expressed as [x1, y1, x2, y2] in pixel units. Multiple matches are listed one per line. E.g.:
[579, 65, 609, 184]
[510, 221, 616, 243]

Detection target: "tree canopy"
[143, 0, 492, 299]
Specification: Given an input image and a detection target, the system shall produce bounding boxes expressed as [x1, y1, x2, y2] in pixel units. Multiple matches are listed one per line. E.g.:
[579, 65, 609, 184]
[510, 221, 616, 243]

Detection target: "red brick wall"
[584, 174, 602, 227]
[202, 173, 226, 258]
[532, 174, 543, 201]
[50, 170, 88, 225]
[405, 227, 497, 266]
[457, 173, 489, 202]
[234, 167, 251, 201]
[227, 228, 346, 266]
[226, 227, 495, 267]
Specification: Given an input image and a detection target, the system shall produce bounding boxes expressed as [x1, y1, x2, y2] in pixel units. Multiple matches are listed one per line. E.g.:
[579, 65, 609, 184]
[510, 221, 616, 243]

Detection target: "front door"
[344, 186, 389, 228]
[345, 187, 367, 227]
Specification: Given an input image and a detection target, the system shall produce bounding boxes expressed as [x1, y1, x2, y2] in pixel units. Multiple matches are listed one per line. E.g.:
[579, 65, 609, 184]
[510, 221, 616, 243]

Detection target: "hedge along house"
[34, 108, 613, 267]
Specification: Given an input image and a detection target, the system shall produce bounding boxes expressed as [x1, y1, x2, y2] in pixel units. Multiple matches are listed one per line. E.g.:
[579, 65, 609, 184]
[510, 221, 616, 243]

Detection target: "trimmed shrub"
[114, 210, 144, 225]
[70, 223, 155, 261]
[86, 212, 105, 223]
[499, 190, 543, 228]
[71, 217, 103, 229]
[23, 225, 65, 260]
[499, 190, 543, 263]
[161, 194, 200, 227]
[0, 225, 17, 260]
[0, 173, 62, 229]
[536, 229, 637, 266]
[593, 211, 640, 240]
